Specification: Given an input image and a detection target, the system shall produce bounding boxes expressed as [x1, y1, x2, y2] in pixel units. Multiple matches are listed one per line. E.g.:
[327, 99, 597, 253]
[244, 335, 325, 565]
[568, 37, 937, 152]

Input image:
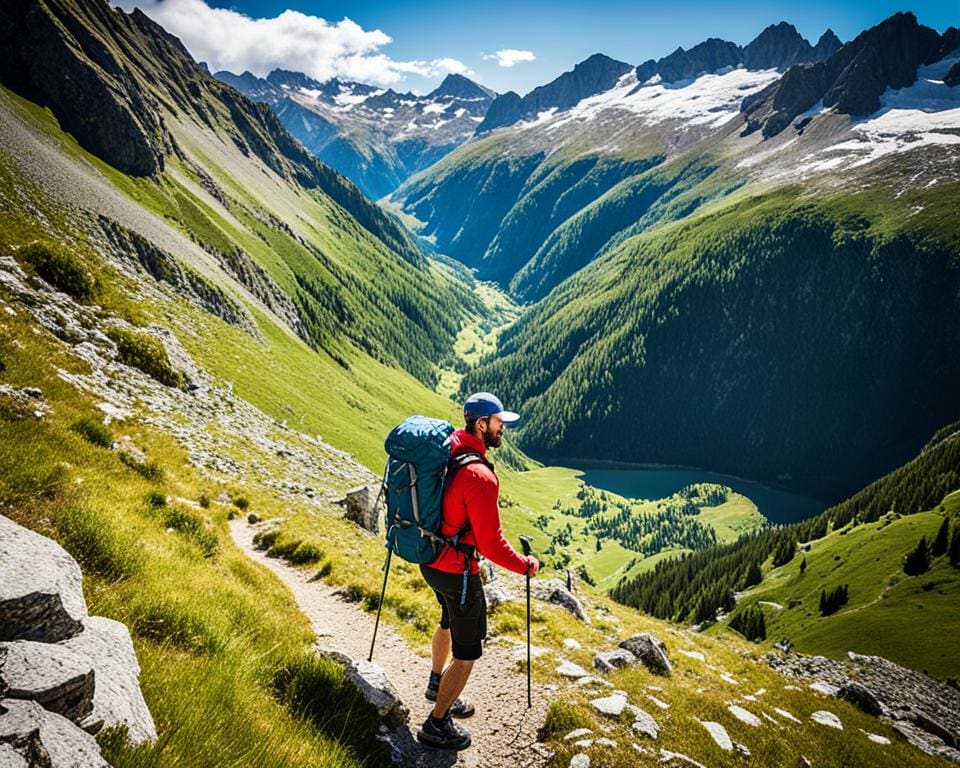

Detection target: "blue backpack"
[382, 415, 484, 564]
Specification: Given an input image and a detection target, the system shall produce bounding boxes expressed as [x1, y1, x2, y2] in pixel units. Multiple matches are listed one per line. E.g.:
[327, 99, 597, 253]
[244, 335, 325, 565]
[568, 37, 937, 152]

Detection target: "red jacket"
[425, 429, 531, 576]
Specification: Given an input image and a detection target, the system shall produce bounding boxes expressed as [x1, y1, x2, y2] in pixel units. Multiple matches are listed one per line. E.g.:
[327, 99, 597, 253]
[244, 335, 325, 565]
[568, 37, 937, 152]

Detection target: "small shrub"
[252, 529, 279, 550]
[233, 496, 250, 511]
[246, 513, 260, 524]
[539, 700, 590, 739]
[145, 489, 167, 508]
[21, 241, 96, 301]
[267, 539, 302, 560]
[287, 542, 323, 565]
[309, 561, 333, 581]
[105, 326, 184, 387]
[70, 415, 113, 448]
[119, 451, 164, 481]
[226, 509, 237, 520]
[198, 492, 211, 509]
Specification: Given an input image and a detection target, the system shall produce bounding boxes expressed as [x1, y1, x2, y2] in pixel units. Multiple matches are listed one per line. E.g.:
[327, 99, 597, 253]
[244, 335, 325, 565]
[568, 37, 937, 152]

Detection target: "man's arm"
[466, 469, 534, 575]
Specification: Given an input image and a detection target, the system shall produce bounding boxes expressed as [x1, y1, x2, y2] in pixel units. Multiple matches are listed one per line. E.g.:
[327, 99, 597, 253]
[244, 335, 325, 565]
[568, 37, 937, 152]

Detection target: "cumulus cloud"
[482, 49, 536, 68]
[114, 0, 470, 85]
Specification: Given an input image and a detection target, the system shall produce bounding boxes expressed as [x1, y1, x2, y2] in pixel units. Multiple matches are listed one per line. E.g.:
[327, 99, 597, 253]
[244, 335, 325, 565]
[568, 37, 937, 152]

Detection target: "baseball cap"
[463, 392, 520, 424]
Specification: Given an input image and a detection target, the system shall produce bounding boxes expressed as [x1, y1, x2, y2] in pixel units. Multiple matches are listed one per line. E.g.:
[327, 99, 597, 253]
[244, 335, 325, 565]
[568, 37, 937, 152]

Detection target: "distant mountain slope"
[217, 69, 497, 198]
[392, 23, 847, 299]
[0, 0, 481, 388]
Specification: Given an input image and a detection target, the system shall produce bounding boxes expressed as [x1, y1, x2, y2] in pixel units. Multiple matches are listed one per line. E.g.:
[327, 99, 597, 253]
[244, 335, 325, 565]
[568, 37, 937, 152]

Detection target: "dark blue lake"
[576, 466, 826, 525]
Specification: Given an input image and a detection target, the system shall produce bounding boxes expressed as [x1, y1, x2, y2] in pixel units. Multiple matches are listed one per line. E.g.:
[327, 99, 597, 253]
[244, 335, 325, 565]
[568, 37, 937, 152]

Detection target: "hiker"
[417, 392, 540, 751]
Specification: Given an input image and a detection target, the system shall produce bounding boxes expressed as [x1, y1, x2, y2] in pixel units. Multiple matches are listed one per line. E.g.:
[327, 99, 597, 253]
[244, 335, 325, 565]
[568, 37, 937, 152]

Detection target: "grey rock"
[594, 649, 636, 673]
[619, 633, 672, 676]
[629, 706, 660, 739]
[484, 582, 516, 610]
[335, 486, 381, 535]
[556, 661, 590, 678]
[531, 579, 590, 622]
[0, 516, 87, 643]
[0, 743, 29, 768]
[569, 754, 590, 768]
[61, 617, 156, 744]
[317, 651, 408, 728]
[0, 699, 110, 767]
[838, 681, 883, 717]
[0, 640, 95, 724]
[590, 692, 628, 717]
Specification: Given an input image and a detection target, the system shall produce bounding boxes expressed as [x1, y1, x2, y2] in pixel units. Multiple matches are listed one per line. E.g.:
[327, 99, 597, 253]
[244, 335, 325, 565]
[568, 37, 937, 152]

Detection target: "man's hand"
[526, 556, 540, 575]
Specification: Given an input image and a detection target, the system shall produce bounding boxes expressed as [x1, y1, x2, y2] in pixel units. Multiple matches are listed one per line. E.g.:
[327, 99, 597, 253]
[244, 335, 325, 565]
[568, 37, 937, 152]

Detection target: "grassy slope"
[0, 269, 387, 768]
[728, 492, 960, 678]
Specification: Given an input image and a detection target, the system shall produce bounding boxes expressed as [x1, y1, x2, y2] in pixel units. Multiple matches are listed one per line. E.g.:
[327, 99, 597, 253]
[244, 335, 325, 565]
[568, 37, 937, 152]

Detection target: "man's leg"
[431, 626, 452, 675]
[431, 659, 474, 719]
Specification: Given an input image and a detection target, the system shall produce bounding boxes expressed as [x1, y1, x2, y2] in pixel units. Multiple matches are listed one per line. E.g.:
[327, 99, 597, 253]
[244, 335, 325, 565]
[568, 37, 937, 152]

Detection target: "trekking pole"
[368, 544, 392, 662]
[519, 535, 533, 709]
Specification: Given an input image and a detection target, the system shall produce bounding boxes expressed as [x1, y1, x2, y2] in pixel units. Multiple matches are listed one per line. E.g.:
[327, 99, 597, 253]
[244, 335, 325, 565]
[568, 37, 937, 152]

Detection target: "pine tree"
[903, 536, 931, 576]
[744, 561, 763, 587]
[800, 556, 807, 574]
[932, 517, 950, 557]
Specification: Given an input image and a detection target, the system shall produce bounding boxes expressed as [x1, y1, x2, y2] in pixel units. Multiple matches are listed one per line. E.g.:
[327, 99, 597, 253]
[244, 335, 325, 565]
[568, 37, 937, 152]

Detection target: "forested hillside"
[464, 187, 960, 500]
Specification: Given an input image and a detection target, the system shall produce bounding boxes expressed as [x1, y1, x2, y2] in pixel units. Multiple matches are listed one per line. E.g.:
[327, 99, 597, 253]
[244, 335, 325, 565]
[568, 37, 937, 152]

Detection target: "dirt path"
[229, 520, 552, 768]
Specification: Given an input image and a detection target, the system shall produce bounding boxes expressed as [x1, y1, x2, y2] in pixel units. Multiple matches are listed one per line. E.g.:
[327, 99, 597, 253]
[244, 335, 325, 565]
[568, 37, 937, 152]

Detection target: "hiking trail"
[229, 519, 553, 768]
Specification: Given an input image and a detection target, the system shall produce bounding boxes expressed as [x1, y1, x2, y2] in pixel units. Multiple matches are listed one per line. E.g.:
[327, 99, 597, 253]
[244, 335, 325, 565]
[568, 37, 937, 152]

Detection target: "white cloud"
[482, 49, 536, 68]
[114, 0, 470, 86]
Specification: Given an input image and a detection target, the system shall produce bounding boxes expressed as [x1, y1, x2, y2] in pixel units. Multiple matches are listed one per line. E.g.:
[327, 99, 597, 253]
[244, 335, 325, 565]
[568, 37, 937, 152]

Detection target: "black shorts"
[420, 565, 487, 661]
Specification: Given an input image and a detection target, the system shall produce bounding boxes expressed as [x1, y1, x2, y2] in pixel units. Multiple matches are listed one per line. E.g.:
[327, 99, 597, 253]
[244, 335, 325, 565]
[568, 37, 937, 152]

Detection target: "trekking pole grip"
[519, 535, 532, 558]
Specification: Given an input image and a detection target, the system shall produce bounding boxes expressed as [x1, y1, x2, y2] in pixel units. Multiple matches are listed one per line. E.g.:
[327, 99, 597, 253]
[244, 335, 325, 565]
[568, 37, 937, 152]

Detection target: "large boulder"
[61, 617, 156, 743]
[619, 633, 672, 676]
[531, 580, 590, 623]
[317, 651, 408, 729]
[837, 681, 882, 717]
[0, 640, 95, 724]
[0, 699, 110, 767]
[0, 516, 86, 643]
[484, 582, 515, 611]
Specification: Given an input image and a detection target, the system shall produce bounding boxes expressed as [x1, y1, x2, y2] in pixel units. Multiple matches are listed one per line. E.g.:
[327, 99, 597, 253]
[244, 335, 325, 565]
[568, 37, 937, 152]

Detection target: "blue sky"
[123, 0, 959, 94]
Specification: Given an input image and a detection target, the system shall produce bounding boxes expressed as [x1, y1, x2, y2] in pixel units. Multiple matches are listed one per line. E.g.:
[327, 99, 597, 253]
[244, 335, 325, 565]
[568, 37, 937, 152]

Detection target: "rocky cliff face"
[477, 54, 633, 133]
[0, 515, 156, 765]
[0, 0, 169, 176]
[742, 12, 955, 137]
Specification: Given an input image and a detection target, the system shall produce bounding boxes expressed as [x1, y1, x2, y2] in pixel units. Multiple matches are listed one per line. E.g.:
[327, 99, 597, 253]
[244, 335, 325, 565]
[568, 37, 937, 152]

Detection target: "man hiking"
[417, 392, 540, 751]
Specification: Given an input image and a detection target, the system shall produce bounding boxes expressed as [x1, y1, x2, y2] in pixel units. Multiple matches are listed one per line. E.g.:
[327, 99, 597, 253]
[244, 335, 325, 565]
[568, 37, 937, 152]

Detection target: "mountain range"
[215, 68, 496, 198]
[392, 11, 960, 501]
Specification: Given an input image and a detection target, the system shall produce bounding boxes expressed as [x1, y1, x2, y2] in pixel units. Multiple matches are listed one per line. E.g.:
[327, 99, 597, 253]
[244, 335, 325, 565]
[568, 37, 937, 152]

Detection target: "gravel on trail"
[230, 520, 553, 768]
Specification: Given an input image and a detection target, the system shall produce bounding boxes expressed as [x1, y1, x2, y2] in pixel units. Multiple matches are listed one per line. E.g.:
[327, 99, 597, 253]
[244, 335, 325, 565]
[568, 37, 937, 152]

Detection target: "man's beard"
[484, 430, 502, 448]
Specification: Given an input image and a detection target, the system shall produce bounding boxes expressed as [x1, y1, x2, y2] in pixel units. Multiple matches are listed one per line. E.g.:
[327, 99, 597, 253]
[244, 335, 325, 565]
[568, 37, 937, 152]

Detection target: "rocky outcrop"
[742, 12, 949, 138]
[0, 0, 167, 176]
[0, 699, 110, 768]
[743, 22, 841, 70]
[531, 579, 590, 622]
[335, 486, 381, 535]
[0, 516, 86, 643]
[0, 515, 156, 767]
[96, 217, 257, 337]
[619, 633, 672, 676]
[946, 61, 960, 88]
[767, 650, 960, 763]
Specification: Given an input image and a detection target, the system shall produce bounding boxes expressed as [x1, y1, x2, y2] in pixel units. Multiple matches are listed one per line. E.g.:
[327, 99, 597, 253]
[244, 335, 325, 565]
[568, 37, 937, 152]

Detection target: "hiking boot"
[417, 713, 471, 751]
[425, 679, 475, 718]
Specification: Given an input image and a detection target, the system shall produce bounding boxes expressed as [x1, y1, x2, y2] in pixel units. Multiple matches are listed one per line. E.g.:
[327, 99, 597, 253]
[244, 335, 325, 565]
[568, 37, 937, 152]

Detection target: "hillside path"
[229, 520, 552, 768]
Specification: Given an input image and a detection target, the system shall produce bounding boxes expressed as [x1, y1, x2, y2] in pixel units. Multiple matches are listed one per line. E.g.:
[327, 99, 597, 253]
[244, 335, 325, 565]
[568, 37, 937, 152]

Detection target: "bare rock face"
[0, 516, 86, 643]
[0, 699, 110, 768]
[318, 650, 408, 729]
[594, 649, 636, 673]
[619, 633, 672, 677]
[61, 618, 156, 744]
[0, 641, 95, 724]
[838, 681, 882, 717]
